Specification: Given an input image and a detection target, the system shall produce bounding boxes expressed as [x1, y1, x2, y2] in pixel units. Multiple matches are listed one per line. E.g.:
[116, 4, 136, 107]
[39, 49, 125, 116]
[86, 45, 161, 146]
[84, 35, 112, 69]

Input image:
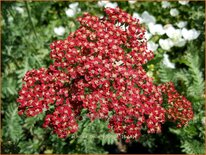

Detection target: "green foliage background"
[1, 1, 205, 154]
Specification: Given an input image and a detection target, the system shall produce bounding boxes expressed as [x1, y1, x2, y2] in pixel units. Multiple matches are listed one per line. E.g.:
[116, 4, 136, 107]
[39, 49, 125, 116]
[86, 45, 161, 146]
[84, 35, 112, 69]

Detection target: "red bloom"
[17, 7, 193, 141]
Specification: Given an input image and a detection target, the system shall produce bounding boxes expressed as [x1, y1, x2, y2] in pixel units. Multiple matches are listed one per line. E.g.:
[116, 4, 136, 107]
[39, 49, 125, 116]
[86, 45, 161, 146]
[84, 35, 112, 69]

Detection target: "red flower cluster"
[17, 7, 193, 140]
[159, 82, 194, 127]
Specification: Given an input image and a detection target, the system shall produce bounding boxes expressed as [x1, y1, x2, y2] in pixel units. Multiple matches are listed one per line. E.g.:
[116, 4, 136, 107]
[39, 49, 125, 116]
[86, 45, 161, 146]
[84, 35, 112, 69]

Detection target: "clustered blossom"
[17, 7, 193, 141]
[159, 82, 194, 127]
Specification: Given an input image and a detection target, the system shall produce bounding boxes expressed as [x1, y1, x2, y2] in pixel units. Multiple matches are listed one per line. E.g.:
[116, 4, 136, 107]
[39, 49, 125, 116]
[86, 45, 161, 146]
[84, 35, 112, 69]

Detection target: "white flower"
[178, 0, 189, 5]
[148, 23, 165, 35]
[54, 26, 65, 36]
[182, 28, 200, 40]
[164, 25, 186, 47]
[69, 2, 79, 9]
[65, 2, 80, 17]
[65, 8, 75, 17]
[164, 25, 182, 39]
[147, 41, 158, 51]
[170, 8, 179, 17]
[159, 38, 174, 51]
[141, 11, 156, 24]
[98, 0, 118, 8]
[173, 38, 186, 47]
[163, 54, 175, 68]
[15, 6, 24, 14]
[176, 21, 187, 28]
[132, 12, 143, 23]
[161, 1, 171, 8]
[128, 0, 136, 4]
[97, 0, 109, 7]
[145, 31, 152, 40]
[105, 2, 118, 8]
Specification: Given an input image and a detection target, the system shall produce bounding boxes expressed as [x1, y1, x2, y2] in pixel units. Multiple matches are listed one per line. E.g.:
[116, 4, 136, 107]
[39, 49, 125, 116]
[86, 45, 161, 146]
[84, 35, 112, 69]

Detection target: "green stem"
[25, 1, 40, 42]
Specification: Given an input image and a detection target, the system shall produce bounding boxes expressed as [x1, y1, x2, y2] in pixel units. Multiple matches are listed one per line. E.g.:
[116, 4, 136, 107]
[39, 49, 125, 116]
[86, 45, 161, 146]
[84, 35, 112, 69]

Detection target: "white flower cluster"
[97, 0, 118, 8]
[132, 11, 200, 51]
[159, 24, 199, 52]
[161, 1, 189, 16]
[133, 11, 156, 24]
[132, 2, 200, 69]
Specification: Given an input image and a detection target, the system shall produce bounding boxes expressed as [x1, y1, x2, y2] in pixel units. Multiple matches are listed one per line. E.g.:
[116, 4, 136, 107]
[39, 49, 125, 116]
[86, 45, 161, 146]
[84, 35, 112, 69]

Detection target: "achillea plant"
[17, 7, 193, 141]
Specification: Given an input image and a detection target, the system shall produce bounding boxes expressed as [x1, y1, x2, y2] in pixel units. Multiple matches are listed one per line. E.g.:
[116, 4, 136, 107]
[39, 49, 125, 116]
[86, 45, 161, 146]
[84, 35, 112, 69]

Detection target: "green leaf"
[3, 103, 23, 142]
[181, 140, 205, 154]
[158, 65, 176, 83]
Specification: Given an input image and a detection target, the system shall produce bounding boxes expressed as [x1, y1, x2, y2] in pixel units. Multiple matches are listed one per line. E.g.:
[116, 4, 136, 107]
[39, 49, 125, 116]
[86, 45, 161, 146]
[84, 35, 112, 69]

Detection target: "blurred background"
[1, 0, 205, 154]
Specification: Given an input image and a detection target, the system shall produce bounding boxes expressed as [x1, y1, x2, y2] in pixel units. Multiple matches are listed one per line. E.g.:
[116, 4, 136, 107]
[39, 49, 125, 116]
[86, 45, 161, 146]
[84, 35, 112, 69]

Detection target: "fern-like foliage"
[183, 44, 204, 99]
[67, 116, 117, 154]
[181, 140, 205, 154]
[18, 138, 43, 154]
[2, 103, 23, 142]
[158, 65, 176, 83]
[159, 42, 205, 154]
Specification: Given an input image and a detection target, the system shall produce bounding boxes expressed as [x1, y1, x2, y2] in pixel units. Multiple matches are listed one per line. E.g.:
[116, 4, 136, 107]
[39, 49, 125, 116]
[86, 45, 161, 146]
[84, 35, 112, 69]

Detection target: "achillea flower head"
[17, 7, 193, 141]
